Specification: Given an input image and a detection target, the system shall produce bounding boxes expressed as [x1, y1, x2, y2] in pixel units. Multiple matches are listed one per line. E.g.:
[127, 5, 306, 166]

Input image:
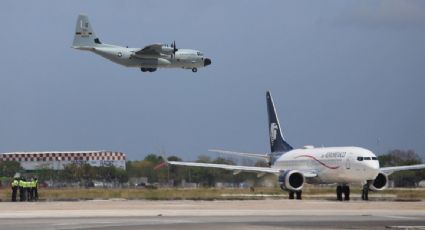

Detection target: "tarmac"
[0, 199, 423, 230]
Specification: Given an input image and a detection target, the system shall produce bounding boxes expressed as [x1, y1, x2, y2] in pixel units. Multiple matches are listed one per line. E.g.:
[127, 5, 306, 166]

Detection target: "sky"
[1, 1, 425, 160]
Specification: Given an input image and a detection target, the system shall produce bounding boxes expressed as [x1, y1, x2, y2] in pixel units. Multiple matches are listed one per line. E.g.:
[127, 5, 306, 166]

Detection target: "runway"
[0, 200, 423, 230]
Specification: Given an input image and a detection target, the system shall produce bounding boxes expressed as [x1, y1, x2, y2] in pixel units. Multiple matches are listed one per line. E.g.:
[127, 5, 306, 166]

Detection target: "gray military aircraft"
[72, 14, 211, 73]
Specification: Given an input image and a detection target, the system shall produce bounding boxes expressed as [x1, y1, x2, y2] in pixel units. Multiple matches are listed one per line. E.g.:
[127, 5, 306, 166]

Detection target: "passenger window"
[357, 157, 363, 161]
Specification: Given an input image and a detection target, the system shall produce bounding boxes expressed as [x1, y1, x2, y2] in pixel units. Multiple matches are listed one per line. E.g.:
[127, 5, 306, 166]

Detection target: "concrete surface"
[0, 200, 423, 229]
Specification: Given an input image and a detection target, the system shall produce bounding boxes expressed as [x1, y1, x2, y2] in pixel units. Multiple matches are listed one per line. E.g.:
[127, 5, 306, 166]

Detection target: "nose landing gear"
[192, 68, 198, 73]
[361, 181, 371, 201]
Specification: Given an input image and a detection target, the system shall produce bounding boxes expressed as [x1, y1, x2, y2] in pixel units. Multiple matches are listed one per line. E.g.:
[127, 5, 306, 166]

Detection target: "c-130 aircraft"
[72, 14, 211, 73]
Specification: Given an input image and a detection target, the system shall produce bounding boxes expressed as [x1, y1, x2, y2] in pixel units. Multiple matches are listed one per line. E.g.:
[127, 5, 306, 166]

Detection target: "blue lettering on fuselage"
[321, 152, 346, 159]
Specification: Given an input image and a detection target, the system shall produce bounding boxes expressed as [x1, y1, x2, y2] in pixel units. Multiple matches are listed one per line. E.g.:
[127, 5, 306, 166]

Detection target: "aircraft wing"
[380, 164, 425, 175]
[134, 44, 163, 56]
[208, 149, 269, 161]
[168, 161, 318, 178]
[168, 161, 279, 174]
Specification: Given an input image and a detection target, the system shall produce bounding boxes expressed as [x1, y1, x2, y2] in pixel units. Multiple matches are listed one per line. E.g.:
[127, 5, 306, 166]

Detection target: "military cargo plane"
[72, 14, 211, 73]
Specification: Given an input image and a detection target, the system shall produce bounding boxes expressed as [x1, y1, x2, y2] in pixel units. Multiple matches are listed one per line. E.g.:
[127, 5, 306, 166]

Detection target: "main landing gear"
[141, 68, 157, 72]
[192, 68, 197, 73]
[336, 185, 350, 201]
[288, 191, 302, 200]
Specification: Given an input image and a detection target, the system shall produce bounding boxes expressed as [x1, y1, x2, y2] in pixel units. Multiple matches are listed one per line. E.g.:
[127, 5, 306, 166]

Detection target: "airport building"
[0, 151, 126, 170]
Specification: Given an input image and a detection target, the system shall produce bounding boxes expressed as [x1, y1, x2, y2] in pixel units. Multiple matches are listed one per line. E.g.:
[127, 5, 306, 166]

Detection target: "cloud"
[334, 0, 425, 29]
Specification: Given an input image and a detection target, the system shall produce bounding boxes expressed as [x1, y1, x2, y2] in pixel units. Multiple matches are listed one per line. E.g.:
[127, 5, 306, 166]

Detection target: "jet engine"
[278, 170, 304, 191]
[370, 172, 389, 191]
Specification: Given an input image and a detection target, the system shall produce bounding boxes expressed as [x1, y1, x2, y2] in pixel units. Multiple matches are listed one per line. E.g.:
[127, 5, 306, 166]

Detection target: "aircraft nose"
[204, 58, 211, 66]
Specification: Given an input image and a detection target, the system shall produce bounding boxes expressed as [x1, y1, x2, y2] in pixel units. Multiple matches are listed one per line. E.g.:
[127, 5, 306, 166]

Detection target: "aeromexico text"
[321, 152, 347, 159]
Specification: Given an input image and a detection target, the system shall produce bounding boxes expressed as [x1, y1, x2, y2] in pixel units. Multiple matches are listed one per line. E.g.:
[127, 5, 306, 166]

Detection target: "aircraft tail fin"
[72, 14, 102, 49]
[266, 91, 293, 153]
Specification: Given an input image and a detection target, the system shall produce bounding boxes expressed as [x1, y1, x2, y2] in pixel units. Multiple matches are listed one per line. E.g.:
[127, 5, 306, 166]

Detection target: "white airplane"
[169, 91, 425, 200]
[72, 14, 211, 73]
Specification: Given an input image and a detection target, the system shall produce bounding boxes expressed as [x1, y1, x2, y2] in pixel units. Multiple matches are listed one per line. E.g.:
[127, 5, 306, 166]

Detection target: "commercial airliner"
[169, 91, 425, 201]
[72, 14, 212, 73]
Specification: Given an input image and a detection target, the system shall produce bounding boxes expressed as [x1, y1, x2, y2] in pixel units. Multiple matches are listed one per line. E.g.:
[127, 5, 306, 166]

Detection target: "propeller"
[171, 40, 178, 54]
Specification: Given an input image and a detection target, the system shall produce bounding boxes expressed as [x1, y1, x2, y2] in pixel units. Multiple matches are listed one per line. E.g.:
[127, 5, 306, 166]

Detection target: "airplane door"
[346, 157, 351, 169]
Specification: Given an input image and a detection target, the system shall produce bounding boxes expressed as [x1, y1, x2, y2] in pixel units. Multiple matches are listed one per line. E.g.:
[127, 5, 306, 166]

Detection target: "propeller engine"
[171, 40, 178, 54]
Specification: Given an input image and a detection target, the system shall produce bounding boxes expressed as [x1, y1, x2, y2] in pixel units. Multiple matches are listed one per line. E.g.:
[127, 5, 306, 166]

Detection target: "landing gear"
[343, 185, 350, 201]
[192, 68, 197, 72]
[289, 191, 294, 200]
[296, 191, 302, 200]
[288, 191, 302, 200]
[361, 182, 370, 201]
[336, 186, 343, 201]
[336, 185, 350, 201]
[141, 68, 157, 72]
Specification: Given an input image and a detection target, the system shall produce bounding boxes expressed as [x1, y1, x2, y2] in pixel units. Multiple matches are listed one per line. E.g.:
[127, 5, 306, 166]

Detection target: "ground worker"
[11, 177, 19, 202]
[25, 179, 32, 201]
[19, 178, 25, 201]
[33, 177, 38, 201]
[29, 178, 36, 201]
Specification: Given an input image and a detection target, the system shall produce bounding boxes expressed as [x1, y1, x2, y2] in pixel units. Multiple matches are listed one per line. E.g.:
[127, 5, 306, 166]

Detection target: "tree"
[378, 149, 425, 187]
[0, 161, 22, 177]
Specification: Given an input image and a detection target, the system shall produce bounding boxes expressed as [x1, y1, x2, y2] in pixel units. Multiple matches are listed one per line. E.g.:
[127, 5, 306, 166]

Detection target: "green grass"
[1, 186, 424, 202]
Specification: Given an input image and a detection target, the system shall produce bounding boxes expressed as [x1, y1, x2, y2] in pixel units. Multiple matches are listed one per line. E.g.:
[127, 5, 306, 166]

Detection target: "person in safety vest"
[11, 177, 19, 202]
[18, 178, 25, 202]
[33, 177, 38, 201]
[25, 179, 32, 201]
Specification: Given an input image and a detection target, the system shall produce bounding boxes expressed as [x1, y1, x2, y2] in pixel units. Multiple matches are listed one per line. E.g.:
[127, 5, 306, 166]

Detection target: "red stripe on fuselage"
[295, 155, 340, 169]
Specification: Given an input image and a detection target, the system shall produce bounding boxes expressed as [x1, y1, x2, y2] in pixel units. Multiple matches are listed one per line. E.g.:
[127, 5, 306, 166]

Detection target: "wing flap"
[208, 149, 269, 161]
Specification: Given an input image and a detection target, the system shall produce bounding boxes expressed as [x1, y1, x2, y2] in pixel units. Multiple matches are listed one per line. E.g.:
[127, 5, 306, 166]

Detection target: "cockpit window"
[372, 157, 377, 160]
[363, 157, 371, 160]
[357, 157, 363, 161]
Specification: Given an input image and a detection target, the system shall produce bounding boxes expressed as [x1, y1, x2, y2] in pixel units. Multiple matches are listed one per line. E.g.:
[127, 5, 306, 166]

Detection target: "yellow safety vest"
[12, 180, 19, 187]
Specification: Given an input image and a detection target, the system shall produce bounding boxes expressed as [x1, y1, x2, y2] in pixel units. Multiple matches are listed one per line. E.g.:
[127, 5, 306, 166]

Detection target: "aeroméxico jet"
[168, 91, 425, 201]
[72, 14, 212, 73]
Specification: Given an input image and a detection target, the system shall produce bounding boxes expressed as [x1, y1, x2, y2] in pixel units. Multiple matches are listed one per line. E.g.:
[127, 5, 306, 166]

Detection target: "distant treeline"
[0, 149, 424, 187]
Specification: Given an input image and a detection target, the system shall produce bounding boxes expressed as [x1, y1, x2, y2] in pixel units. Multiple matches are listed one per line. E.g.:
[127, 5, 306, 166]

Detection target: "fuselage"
[272, 146, 380, 184]
[79, 44, 211, 70]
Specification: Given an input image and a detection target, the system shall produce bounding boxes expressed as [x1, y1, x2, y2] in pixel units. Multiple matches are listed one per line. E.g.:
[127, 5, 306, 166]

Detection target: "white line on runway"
[375, 215, 419, 220]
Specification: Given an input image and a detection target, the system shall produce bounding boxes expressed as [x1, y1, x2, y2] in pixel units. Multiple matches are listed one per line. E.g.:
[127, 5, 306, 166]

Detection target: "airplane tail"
[72, 14, 102, 49]
[266, 91, 293, 153]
